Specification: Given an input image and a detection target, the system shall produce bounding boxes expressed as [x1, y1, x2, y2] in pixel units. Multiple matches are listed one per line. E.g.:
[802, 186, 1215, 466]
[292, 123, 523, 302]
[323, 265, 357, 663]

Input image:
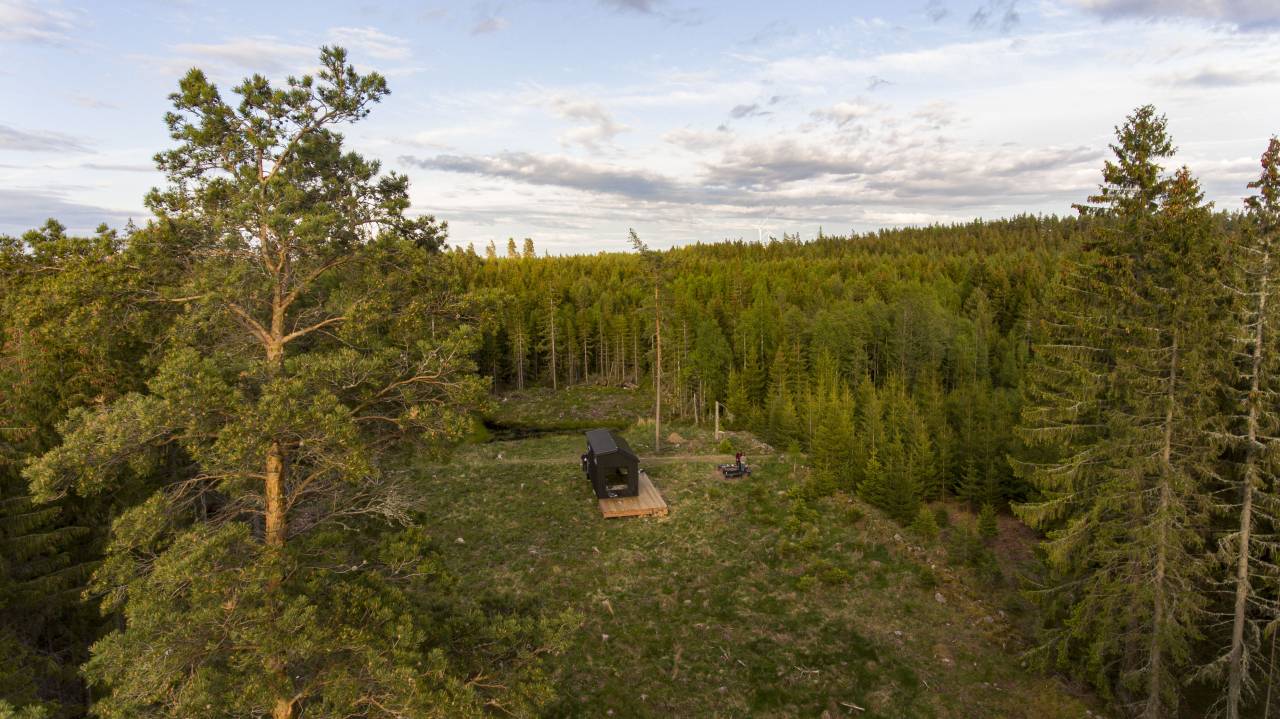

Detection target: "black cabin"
[581, 429, 639, 498]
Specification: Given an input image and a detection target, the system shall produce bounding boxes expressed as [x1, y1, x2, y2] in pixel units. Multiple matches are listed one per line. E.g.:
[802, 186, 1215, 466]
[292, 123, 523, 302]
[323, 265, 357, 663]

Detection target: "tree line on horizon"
[0, 43, 1277, 719]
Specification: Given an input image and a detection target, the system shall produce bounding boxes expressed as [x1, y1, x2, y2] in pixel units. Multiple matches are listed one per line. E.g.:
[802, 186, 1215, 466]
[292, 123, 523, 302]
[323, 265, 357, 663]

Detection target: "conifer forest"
[3, 8, 1280, 719]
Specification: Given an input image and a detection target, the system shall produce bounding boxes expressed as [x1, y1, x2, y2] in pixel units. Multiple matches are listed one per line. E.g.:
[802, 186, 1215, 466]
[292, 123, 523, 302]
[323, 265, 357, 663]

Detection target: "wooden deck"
[598, 470, 668, 519]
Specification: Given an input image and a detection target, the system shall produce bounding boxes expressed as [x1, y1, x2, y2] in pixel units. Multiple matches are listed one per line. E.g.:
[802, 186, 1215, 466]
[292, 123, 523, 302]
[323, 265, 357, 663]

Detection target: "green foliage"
[17, 47, 538, 719]
[977, 504, 998, 540]
[0, 700, 49, 719]
[933, 505, 951, 528]
[83, 523, 562, 718]
[910, 504, 940, 541]
[8, 72, 1279, 719]
[857, 447, 919, 525]
[1015, 105, 1230, 715]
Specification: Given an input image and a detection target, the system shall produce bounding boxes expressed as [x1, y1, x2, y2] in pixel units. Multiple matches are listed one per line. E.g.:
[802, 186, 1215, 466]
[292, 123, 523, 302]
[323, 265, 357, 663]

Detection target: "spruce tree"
[910, 503, 940, 541]
[958, 459, 1000, 510]
[906, 411, 940, 501]
[1203, 136, 1280, 718]
[0, 220, 183, 714]
[859, 435, 918, 524]
[852, 375, 883, 488]
[811, 387, 855, 491]
[977, 503, 998, 540]
[1015, 106, 1226, 716]
[858, 450, 890, 517]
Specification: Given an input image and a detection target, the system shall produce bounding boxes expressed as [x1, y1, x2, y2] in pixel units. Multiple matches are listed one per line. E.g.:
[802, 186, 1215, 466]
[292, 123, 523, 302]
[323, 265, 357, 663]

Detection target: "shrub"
[816, 563, 853, 585]
[716, 437, 734, 454]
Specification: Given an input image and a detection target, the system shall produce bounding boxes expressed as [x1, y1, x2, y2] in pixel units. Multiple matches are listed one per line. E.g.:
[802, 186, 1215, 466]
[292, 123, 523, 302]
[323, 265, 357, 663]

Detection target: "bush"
[910, 563, 938, 590]
[716, 437, 734, 454]
[845, 505, 865, 524]
[818, 565, 852, 585]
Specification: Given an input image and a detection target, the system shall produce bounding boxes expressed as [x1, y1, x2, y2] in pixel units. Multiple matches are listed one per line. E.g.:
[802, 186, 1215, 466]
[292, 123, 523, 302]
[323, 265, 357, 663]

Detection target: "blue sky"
[2, 0, 1279, 252]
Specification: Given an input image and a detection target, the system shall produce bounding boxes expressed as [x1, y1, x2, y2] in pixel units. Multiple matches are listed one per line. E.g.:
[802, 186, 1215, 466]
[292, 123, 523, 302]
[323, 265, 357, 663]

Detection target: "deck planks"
[598, 469, 668, 519]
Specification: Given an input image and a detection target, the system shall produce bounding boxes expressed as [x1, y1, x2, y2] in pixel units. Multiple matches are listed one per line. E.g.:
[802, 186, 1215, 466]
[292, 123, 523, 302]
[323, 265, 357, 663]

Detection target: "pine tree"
[1015, 106, 1227, 716]
[22, 48, 548, 719]
[507, 237, 519, 258]
[522, 237, 535, 258]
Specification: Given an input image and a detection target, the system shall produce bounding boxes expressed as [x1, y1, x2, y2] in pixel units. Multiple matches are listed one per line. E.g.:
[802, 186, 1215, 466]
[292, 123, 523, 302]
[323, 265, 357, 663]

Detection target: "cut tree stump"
[598, 470, 668, 519]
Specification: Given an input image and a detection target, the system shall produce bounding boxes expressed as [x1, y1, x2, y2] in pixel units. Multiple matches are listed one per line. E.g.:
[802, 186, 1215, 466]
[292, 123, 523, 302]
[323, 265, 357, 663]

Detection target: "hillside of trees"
[2, 46, 1279, 718]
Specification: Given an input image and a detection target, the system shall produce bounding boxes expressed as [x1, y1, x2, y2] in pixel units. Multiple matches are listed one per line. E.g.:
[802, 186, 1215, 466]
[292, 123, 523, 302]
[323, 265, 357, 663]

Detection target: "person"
[735, 451, 743, 473]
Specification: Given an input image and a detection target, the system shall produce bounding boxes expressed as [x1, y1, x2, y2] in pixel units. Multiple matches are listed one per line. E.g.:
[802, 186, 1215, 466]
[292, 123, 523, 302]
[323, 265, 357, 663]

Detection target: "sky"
[2, 0, 1279, 253]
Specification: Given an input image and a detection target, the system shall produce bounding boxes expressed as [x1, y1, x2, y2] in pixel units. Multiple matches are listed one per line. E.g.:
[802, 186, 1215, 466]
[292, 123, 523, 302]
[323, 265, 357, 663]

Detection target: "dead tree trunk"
[654, 284, 662, 453]
[547, 297, 558, 391]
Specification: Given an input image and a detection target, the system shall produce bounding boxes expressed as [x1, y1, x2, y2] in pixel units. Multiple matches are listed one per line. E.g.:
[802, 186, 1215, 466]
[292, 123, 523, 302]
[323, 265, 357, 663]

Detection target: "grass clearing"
[416, 422, 1094, 718]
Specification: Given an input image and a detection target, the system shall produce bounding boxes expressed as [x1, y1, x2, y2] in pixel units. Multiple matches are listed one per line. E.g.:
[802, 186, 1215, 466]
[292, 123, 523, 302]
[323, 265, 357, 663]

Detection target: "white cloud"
[1065, 0, 1280, 30]
[328, 27, 412, 61]
[662, 127, 732, 152]
[811, 98, 882, 127]
[0, 124, 90, 153]
[168, 37, 316, 75]
[549, 97, 628, 152]
[70, 94, 119, 110]
[472, 15, 508, 35]
[0, 0, 75, 44]
[0, 188, 138, 235]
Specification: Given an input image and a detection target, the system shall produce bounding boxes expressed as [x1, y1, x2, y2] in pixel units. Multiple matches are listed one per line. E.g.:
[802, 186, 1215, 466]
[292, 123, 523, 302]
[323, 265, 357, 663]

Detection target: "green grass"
[485, 385, 650, 432]
[415, 430, 1093, 718]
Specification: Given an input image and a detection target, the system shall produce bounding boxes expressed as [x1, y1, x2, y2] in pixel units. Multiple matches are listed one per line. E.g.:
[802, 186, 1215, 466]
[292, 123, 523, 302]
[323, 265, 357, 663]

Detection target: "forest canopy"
[1, 45, 1278, 719]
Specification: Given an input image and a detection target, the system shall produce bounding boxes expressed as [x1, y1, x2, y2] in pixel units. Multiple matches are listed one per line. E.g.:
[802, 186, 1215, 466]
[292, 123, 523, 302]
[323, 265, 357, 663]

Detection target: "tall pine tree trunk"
[266, 274, 294, 719]
[264, 441, 287, 548]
